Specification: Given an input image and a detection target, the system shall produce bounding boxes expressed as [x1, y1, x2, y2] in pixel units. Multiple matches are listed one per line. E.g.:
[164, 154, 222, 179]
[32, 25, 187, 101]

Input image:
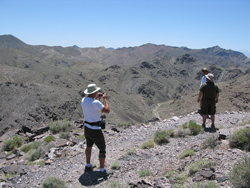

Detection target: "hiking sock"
[86, 163, 92, 168]
[100, 168, 105, 172]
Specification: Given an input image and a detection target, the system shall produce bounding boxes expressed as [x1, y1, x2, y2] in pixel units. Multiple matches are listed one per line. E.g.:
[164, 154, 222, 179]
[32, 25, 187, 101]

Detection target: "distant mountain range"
[0, 34, 249, 135]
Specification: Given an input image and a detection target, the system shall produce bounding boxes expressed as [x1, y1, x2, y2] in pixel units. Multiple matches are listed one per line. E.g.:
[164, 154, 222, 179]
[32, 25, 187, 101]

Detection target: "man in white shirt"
[199, 68, 209, 112]
[81, 83, 111, 176]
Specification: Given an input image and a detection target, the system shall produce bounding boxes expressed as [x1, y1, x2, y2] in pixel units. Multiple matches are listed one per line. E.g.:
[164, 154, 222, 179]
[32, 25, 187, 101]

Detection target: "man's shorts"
[201, 99, 216, 115]
[84, 126, 106, 152]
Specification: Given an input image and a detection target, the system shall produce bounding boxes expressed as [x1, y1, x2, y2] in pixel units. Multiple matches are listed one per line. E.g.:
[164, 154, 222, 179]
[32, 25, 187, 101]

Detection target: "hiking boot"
[99, 170, 113, 177]
[211, 124, 216, 133]
[84, 165, 96, 172]
[202, 124, 206, 129]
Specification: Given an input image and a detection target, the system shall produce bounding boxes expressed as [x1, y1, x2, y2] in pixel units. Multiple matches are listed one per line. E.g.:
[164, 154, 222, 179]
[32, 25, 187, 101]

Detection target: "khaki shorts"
[84, 126, 106, 152]
[201, 99, 216, 115]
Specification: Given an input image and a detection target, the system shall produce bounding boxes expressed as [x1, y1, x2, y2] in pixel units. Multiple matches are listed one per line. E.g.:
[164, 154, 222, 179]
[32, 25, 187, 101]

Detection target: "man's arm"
[215, 93, 219, 103]
[101, 93, 110, 113]
[197, 91, 203, 103]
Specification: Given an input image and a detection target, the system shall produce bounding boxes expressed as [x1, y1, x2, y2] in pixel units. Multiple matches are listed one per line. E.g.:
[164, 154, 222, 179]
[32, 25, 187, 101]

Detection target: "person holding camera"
[81, 83, 111, 176]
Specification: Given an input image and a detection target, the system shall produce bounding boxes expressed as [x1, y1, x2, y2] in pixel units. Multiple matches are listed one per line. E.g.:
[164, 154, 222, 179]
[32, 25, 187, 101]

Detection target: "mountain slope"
[0, 35, 249, 135]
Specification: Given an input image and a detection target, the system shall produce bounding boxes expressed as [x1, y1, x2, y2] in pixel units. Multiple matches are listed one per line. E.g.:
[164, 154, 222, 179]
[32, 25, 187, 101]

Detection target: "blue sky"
[1, 0, 250, 56]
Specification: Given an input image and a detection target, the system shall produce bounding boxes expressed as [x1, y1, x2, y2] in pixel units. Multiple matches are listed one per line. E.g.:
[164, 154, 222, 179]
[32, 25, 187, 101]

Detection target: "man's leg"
[211, 115, 215, 125]
[99, 152, 105, 169]
[85, 147, 92, 164]
[202, 114, 207, 125]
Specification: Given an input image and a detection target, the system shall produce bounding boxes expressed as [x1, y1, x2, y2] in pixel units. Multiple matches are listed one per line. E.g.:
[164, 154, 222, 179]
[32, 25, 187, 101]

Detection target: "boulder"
[2, 164, 29, 175]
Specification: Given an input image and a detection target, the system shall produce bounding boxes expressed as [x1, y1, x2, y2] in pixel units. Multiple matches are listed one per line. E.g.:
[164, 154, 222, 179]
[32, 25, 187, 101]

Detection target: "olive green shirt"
[200, 82, 219, 100]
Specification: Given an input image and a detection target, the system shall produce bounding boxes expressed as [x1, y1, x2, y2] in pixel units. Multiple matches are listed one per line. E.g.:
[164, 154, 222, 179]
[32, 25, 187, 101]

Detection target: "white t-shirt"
[81, 97, 104, 130]
[200, 76, 207, 87]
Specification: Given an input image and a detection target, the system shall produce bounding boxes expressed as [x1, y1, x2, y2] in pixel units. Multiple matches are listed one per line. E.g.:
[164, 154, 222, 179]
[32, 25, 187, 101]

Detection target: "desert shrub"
[164, 170, 187, 185]
[153, 129, 169, 145]
[179, 149, 195, 159]
[188, 159, 215, 176]
[139, 169, 150, 177]
[21, 142, 42, 153]
[126, 149, 136, 155]
[108, 181, 129, 188]
[2, 136, 23, 151]
[25, 160, 45, 167]
[117, 122, 132, 129]
[229, 157, 250, 188]
[140, 140, 155, 149]
[59, 132, 70, 139]
[229, 127, 250, 151]
[167, 129, 174, 137]
[42, 177, 66, 188]
[180, 122, 188, 129]
[174, 128, 190, 138]
[188, 120, 203, 135]
[27, 148, 42, 161]
[202, 135, 220, 149]
[191, 181, 219, 188]
[111, 161, 121, 170]
[242, 118, 250, 126]
[78, 135, 85, 139]
[44, 135, 56, 143]
[164, 170, 178, 178]
[49, 120, 72, 134]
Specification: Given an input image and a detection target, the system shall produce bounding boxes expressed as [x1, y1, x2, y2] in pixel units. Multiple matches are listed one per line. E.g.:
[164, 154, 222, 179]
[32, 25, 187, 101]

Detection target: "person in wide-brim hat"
[84, 84, 101, 95]
[81, 83, 112, 176]
[201, 67, 209, 72]
[205, 73, 214, 82]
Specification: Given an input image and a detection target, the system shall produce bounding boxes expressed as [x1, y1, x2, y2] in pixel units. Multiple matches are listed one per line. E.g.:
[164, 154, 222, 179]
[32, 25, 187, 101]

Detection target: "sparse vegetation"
[140, 140, 155, 149]
[117, 122, 132, 129]
[25, 142, 54, 162]
[126, 149, 136, 155]
[139, 168, 150, 177]
[78, 135, 85, 139]
[42, 177, 66, 188]
[188, 159, 215, 176]
[2, 136, 23, 151]
[163, 170, 187, 185]
[202, 135, 220, 149]
[111, 161, 121, 170]
[188, 120, 203, 135]
[59, 132, 70, 139]
[21, 142, 42, 153]
[25, 160, 45, 167]
[191, 181, 219, 188]
[179, 149, 195, 159]
[229, 127, 250, 151]
[242, 118, 250, 126]
[167, 129, 174, 137]
[153, 129, 169, 145]
[44, 135, 56, 143]
[174, 128, 190, 137]
[229, 157, 250, 188]
[49, 120, 73, 134]
[108, 181, 129, 188]
[27, 148, 42, 161]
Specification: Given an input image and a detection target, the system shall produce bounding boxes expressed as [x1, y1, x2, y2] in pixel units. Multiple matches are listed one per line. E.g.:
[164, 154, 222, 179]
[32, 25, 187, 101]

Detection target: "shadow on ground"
[78, 170, 108, 186]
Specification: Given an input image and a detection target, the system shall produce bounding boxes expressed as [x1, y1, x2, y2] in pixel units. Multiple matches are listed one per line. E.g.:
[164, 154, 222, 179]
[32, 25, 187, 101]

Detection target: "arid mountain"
[0, 35, 250, 135]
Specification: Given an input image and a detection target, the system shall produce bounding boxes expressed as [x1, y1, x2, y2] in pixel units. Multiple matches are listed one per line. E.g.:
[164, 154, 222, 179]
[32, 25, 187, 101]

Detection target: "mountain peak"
[0, 34, 28, 49]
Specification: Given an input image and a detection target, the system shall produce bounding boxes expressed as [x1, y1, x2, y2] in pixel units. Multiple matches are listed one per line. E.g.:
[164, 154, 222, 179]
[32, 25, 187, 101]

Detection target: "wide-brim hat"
[84, 84, 101, 94]
[201, 67, 209, 72]
[205, 73, 214, 82]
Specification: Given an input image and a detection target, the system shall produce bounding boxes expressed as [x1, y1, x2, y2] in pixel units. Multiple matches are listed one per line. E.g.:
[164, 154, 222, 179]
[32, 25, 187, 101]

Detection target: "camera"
[99, 93, 104, 97]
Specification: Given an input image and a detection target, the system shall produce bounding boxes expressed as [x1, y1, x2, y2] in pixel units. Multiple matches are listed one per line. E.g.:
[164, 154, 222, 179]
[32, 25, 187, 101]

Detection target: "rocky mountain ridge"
[0, 35, 250, 136]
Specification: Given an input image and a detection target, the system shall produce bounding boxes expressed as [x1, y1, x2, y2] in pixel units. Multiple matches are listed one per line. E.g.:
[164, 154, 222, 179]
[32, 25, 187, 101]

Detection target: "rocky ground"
[1, 111, 250, 188]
